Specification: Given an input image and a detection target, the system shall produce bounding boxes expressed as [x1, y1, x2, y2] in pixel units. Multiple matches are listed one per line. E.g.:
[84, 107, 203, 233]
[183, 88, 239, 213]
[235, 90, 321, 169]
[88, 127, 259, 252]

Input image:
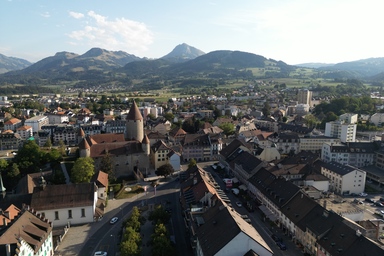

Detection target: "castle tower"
[142, 134, 150, 156]
[125, 101, 144, 142]
[77, 127, 85, 144]
[79, 137, 91, 157]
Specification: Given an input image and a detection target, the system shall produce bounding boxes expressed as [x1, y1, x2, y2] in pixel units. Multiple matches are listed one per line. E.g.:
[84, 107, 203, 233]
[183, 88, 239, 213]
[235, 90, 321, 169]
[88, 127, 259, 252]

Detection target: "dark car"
[365, 198, 375, 204]
[375, 202, 384, 207]
[380, 197, 384, 202]
[271, 234, 281, 242]
[276, 241, 287, 250]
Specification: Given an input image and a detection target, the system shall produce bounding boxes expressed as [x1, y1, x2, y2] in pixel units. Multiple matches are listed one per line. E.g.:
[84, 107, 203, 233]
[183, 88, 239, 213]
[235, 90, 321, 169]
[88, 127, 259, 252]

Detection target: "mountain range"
[2, 43, 384, 85]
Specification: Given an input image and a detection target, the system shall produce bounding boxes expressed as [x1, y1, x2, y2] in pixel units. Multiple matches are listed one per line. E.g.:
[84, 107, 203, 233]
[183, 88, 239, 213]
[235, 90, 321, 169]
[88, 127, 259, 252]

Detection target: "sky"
[1, 0, 384, 65]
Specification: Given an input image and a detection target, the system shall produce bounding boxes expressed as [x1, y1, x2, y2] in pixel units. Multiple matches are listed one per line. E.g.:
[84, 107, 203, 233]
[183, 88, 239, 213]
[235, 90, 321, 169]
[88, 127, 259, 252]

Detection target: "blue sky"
[1, 0, 384, 64]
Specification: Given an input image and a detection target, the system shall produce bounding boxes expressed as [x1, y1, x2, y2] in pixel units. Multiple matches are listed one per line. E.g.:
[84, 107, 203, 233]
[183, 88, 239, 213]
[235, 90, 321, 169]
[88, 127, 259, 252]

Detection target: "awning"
[239, 184, 247, 191]
[259, 205, 277, 222]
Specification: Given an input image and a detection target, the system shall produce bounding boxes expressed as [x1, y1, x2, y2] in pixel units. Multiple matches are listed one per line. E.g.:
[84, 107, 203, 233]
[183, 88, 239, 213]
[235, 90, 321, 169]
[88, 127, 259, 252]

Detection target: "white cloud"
[69, 11, 84, 19]
[40, 11, 50, 18]
[67, 11, 153, 54]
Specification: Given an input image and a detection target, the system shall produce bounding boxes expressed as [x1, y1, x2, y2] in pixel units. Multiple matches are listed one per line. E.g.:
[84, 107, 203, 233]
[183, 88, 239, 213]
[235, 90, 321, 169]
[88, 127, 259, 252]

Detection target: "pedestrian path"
[60, 161, 71, 184]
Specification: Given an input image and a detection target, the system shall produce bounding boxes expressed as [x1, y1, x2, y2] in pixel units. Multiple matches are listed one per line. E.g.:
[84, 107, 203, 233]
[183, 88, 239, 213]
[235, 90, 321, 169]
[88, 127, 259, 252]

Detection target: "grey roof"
[320, 161, 360, 176]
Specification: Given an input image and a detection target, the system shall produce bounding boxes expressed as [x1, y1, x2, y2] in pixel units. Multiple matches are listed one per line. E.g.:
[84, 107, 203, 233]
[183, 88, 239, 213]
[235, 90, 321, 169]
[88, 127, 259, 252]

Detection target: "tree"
[188, 158, 197, 168]
[99, 151, 115, 182]
[7, 163, 20, 179]
[147, 113, 156, 120]
[13, 140, 43, 174]
[0, 159, 8, 173]
[44, 138, 52, 148]
[219, 123, 235, 137]
[71, 157, 95, 183]
[58, 140, 66, 156]
[155, 164, 174, 179]
[262, 101, 270, 117]
[163, 112, 174, 122]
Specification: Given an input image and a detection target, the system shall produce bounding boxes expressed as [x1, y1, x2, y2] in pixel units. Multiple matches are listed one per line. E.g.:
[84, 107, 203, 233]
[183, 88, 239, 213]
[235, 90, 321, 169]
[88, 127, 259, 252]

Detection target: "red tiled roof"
[17, 125, 32, 131]
[4, 118, 21, 125]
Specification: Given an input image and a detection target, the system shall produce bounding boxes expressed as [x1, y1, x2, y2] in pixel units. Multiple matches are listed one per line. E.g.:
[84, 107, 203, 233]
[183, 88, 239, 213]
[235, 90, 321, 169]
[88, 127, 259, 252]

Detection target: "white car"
[359, 193, 368, 197]
[94, 252, 107, 256]
[109, 217, 119, 224]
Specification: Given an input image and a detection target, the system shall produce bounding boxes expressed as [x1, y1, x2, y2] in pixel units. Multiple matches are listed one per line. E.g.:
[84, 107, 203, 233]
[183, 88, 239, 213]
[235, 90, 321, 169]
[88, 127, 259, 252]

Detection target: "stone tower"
[125, 101, 144, 142]
[142, 134, 150, 155]
[79, 137, 91, 157]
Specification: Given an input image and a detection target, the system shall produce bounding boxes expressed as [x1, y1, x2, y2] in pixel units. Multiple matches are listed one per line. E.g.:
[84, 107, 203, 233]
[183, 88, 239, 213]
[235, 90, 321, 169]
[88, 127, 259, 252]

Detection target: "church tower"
[125, 100, 144, 142]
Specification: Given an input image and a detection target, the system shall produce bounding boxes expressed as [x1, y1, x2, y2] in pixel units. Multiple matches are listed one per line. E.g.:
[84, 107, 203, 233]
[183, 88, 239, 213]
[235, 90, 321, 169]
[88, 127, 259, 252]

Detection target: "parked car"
[380, 197, 384, 202]
[271, 234, 281, 242]
[110, 217, 119, 224]
[94, 252, 107, 256]
[359, 193, 368, 197]
[276, 241, 287, 250]
[365, 198, 375, 204]
[375, 202, 384, 207]
[235, 202, 242, 207]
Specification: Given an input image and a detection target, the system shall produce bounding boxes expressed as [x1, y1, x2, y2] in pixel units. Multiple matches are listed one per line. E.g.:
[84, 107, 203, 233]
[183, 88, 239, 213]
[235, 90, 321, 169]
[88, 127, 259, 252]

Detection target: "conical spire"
[126, 101, 143, 121]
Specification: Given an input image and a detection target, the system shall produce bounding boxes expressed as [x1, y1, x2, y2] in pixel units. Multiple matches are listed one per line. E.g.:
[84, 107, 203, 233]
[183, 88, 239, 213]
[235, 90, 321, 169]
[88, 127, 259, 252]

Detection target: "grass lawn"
[116, 184, 145, 199]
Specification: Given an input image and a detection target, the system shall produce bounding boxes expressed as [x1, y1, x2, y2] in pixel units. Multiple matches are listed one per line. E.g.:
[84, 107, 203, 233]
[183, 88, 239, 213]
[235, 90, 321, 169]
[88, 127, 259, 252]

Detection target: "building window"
[81, 208, 86, 217]
[55, 211, 59, 220]
[68, 210, 72, 219]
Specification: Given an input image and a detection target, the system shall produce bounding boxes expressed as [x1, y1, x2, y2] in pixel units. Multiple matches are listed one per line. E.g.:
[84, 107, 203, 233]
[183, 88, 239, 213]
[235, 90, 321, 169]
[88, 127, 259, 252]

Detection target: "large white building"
[321, 142, 376, 168]
[25, 115, 49, 134]
[324, 121, 356, 142]
[319, 161, 366, 195]
[370, 113, 384, 127]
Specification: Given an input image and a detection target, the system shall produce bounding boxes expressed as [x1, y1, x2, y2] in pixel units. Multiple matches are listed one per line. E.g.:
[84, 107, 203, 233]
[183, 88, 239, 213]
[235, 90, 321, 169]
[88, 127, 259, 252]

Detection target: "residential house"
[299, 136, 339, 153]
[46, 113, 69, 124]
[16, 125, 33, 140]
[52, 125, 77, 145]
[319, 161, 366, 195]
[182, 134, 212, 162]
[225, 149, 265, 186]
[4, 118, 22, 132]
[92, 171, 108, 201]
[104, 120, 126, 134]
[168, 127, 187, 144]
[0, 130, 23, 150]
[151, 140, 172, 170]
[0, 207, 54, 256]
[269, 132, 300, 155]
[321, 142, 377, 167]
[24, 115, 49, 134]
